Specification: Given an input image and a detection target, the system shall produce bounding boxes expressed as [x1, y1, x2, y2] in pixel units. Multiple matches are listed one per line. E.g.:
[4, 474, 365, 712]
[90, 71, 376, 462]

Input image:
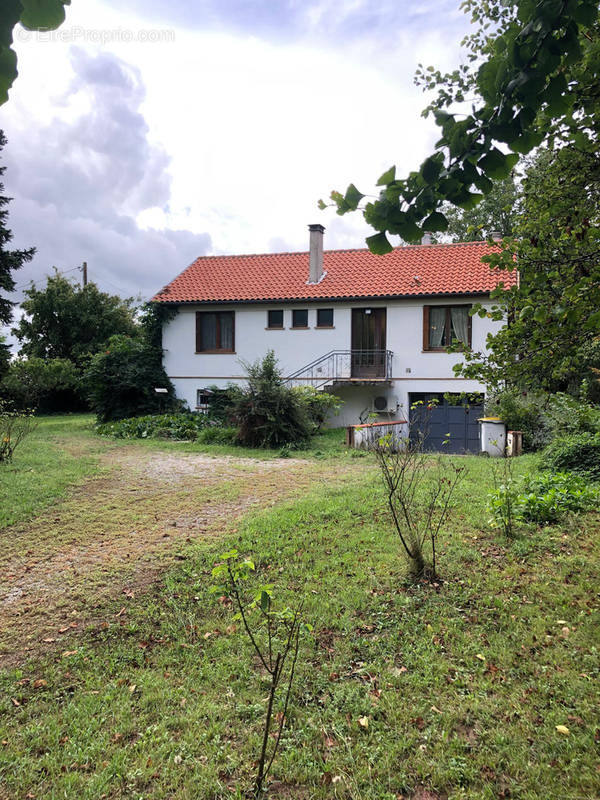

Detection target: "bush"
[0, 403, 37, 463]
[232, 351, 312, 448]
[292, 386, 342, 432]
[542, 393, 600, 439]
[486, 389, 548, 451]
[196, 426, 238, 445]
[96, 412, 209, 440]
[517, 471, 597, 524]
[85, 336, 181, 422]
[539, 432, 600, 481]
[0, 357, 83, 412]
[203, 385, 240, 424]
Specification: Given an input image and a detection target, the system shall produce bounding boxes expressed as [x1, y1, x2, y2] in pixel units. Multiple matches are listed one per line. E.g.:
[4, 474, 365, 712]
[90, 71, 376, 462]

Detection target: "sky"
[0, 0, 472, 347]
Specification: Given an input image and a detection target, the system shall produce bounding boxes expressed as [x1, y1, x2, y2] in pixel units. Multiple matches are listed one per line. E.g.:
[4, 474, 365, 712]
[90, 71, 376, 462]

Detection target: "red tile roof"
[152, 241, 517, 304]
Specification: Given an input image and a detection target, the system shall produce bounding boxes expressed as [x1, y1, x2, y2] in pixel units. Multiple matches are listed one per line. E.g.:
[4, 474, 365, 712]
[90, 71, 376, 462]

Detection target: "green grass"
[1, 443, 598, 799]
[0, 415, 108, 529]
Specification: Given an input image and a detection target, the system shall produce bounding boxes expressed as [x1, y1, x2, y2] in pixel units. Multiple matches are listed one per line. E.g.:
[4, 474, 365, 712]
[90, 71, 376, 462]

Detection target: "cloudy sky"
[1, 0, 471, 343]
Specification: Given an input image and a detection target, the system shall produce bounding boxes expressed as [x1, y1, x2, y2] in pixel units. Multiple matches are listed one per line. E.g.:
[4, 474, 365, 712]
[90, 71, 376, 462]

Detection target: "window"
[292, 309, 308, 328]
[316, 308, 334, 328]
[267, 309, 284, 329]
[423, 305, 471, 350]
[196, 389, 212, 413]
[195, 311, 235, 352]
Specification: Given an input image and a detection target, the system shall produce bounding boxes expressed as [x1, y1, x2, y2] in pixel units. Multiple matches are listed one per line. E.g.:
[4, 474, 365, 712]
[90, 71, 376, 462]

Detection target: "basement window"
[292, 309, 308, 328]
[267, 309, 284, 329]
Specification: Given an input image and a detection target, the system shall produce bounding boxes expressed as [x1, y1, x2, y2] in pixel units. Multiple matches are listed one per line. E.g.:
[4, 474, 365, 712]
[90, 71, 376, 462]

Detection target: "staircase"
[285, 350, 393, 390]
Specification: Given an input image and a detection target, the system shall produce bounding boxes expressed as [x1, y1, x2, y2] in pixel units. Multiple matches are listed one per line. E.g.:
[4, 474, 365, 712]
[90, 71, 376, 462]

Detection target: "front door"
[351, 308, 386, 377]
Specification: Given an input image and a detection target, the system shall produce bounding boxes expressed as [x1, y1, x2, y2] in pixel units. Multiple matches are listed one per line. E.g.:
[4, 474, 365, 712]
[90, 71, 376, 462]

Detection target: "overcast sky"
[1, 0, 471, 345]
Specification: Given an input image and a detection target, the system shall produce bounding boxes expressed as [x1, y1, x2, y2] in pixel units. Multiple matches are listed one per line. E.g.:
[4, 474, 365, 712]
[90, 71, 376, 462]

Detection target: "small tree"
[373, 407, 464, 580]
[233, 351, 312, 448]
[0, 402, 36, 463]
[85, 335, 179, 422]
[211, 550, 310, 797]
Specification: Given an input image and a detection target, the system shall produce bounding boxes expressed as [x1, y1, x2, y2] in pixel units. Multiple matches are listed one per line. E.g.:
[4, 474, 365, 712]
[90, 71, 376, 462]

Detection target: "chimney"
[491, 230, 502, 242]
[421, 232, 432, 245]
[308, 223, 325, 284]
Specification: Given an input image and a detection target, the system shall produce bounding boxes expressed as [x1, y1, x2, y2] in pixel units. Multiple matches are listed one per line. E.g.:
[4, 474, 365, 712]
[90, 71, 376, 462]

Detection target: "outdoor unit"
[372, 394, 394, 413]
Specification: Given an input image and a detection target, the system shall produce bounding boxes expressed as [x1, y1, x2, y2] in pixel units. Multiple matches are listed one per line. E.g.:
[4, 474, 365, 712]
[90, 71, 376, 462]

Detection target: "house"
[152, 224, 517, 452]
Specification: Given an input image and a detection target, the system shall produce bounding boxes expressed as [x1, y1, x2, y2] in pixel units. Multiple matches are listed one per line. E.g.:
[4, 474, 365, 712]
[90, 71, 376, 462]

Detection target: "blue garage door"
[409, 393, 483, 454]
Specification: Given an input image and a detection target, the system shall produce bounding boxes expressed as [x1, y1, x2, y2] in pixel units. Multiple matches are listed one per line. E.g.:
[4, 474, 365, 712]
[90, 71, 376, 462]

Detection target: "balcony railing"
[285, 350, 393, 390]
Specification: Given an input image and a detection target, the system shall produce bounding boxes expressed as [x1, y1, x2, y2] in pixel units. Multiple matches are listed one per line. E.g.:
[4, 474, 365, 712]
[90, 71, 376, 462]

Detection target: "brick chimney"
[308, 223, 325, 284]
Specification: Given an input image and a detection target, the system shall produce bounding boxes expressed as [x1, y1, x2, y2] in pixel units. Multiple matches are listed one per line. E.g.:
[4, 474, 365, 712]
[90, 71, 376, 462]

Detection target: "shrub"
[292, 386, 342, 431]
[486, 389, 548, 451]
[518, 472, 597, 524]
[232, 352, 312, 449]
[0, 357, 83, 412]
[542, 393, 600, 439]
[85, 336, 181, 422]
[203, 385, 239, 424]
[196, 426, 238, 445]
[0, 403, 37, 463]
[96, 412, 209, 440]
[539, 432, 600, 481]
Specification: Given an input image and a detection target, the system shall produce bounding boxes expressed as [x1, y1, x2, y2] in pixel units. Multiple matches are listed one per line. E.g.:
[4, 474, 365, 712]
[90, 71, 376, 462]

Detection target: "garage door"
[408, 392, 483, 454]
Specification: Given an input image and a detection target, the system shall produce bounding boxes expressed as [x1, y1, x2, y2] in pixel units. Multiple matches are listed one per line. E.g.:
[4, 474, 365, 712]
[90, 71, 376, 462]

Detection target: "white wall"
[163, 299, 501, 426]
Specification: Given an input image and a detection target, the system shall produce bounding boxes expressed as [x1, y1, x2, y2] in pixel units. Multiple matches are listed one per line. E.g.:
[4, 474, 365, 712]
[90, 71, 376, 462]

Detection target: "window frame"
[195, 310, 235, 353]
[316, 308, 334, 328]
[267, 309, 284, 329]
[422, 304, 472, 351]
[291, 309, 309, 329]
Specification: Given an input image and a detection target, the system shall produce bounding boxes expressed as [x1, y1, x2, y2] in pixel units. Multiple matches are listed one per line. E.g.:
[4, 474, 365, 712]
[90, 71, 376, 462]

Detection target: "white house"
[152, 225, 516, 452]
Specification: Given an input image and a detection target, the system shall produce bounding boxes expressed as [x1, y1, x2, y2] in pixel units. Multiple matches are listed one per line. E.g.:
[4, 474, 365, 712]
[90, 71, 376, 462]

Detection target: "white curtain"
[451, 306, 469, 345]
[429, 307, 446, 347]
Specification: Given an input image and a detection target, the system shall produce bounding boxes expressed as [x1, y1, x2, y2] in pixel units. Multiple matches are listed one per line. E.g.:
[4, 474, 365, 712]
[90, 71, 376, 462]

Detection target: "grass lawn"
[0, 419, 598, 799]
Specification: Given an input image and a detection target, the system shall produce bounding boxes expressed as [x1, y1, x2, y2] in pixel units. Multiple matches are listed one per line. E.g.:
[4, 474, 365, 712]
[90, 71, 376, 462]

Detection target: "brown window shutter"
[423, 306, 430, 350]
[196, 312, 202, 352]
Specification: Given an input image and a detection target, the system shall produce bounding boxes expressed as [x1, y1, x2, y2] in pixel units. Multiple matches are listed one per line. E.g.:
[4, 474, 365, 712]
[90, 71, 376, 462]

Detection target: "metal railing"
[285, 350, 393, 390]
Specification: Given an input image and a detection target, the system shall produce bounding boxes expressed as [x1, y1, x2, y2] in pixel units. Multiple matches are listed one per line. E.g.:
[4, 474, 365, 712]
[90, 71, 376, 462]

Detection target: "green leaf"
[376, 165, 395, 186]
[366, 232, 393, 255]
[0, 0, 22, 47]
[20, 0, 70, 30]
[478, 149, 519, 179]
[0, 45, 18, 104]
[508, 130, 544, 154]
[422, 211, 448, 232]
[260, 590, 270, 613]
[421, 156, 442, 184]
[317, 199, 327, 210]
[344, 183, 364, 211]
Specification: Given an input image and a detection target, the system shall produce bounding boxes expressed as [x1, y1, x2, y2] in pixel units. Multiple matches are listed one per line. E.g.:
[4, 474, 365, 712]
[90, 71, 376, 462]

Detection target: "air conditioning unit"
[372, 394, 393, 413]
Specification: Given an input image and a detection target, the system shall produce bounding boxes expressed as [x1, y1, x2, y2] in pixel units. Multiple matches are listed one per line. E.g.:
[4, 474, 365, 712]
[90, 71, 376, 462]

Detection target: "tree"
[442, 173, 521, 242]
[0, 334, 10, 379]
[0, 356, 80, 411]
[454, 144, 600, 393]
[326, 1, 599, 253]
[0, 131, 34, 328]
[0, 1, 70, 104]
[13, 272, 138, 367]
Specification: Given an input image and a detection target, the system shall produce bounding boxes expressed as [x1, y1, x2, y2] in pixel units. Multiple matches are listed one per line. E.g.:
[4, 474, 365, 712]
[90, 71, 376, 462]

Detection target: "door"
[408, 392, 483, 453]
[351, 308, 386, 377]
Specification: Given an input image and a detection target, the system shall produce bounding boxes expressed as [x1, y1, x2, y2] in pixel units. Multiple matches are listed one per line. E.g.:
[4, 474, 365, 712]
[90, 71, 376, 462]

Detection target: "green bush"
[292, 386, 342, 432]
[518, 471, 597, 524]
[196, 426, 238, 445]
[85, 336, 180, 422]
[96, 412, 209, 440]
[0, 403, 37, 463]
[0, 357, 83, 412]
[203, 385, 240, 424]
[232, 351, 312, 448]
[486, 389, 548, 451]
[542, 393, 600, 438]
[539, 432, 600, 481]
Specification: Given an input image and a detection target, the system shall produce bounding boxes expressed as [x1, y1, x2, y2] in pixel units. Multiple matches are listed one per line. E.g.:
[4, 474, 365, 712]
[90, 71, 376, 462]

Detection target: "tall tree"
[14, 272, 139, 366]
[326, 1, 599, 253]
[0, 130, 34, 372]
[442, 173, 521, 242]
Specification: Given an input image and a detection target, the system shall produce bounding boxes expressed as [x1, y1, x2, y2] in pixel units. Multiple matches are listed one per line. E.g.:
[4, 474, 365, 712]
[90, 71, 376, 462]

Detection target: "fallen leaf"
[43, 637, 56, 643]
[475, 653, 486, 662]
[10, 698, 20, 707]
[431, 705, 443, 714]
[555, 725, 570, 735]
[174, 754, 183, 764]
[357, 716, 369, 730]
[129, 684, 137, 694]
[33, 680, 47, 689]
[61, 650, 78, 658]
[390, 666, 408, 677]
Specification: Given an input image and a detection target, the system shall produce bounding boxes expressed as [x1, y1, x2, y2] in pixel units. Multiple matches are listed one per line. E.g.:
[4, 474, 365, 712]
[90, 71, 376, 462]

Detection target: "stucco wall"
[163, 299, 501, 426]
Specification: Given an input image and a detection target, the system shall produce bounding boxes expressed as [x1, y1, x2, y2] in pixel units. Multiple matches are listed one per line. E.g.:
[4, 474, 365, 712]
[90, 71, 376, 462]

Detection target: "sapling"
[211, 549, 310, 797]
[0, 403, 36, 463]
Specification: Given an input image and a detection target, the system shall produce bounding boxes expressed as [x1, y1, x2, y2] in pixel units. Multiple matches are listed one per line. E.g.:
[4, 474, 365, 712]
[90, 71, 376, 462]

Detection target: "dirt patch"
[0, 446, 365, 668]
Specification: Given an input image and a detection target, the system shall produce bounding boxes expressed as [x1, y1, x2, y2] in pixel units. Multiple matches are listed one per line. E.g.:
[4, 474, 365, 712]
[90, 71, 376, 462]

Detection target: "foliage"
[456, 146, 600, 391]
[441, 173, 521, 241]
[0, 1, 70, 104]
[373, 419, 464, 580]
[203, 384, 239, 424]
[0, 131, 35, 327]
[518, 471, 598, 523]
[539, 432, 600, 481]
[232, 351, 312, 449]
[85, 335, 180, 423]
[487, 469, 520, 538]
[486, 388, 548, 451]
[0, 333, 10, 379]
[541, 391, 600, 438]
[96, 412, 210, 441]
[196, 425, 238, 445]
[211, 549, 310, 797]
[292, 385, 342, 432]
[13, 272, 138, 368]
[0, 356, 81, 412]
[0, 401, 36, 463]
[326, 1, 599, 252]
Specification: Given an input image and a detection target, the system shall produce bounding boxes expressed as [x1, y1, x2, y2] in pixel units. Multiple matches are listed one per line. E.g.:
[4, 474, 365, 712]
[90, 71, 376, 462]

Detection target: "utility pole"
[82, 261, 88, 286]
